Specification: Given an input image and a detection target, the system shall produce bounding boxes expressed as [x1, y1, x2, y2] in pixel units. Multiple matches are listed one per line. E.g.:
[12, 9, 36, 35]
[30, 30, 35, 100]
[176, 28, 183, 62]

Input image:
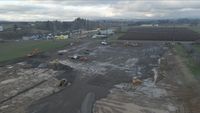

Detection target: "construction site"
[0, 40, 200, 113]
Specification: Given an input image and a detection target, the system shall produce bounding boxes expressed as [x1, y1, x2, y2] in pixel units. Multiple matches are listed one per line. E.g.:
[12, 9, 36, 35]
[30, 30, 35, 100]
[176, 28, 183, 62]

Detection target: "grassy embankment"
[174, 45, 200, 79]
[0, 41, 71, 62]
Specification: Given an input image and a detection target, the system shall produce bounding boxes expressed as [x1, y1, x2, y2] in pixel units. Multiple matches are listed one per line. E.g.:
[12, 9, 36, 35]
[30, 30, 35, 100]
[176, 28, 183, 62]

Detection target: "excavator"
[27, 48, 40, 57]
[49, 78, 68, 94]
[132, 77, 141, 84]
[79, 56, 87, 61]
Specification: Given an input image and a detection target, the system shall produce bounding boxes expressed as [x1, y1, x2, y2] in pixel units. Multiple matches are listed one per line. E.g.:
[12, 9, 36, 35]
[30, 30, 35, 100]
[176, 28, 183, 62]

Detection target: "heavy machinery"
[53, 59, 62, 67]
[77, 39, 81, 42]
[49, 78, 67, 94]
[102, 41, 107, 45]
[27, 48, 40, 57]
[68, 54, 83, 59]
[124, 41, 129, 46]
[132, 77, 141, 84]
[130, 43, 138, 47]
[79, 56, 87, 61]
[111, 43, 117, 47]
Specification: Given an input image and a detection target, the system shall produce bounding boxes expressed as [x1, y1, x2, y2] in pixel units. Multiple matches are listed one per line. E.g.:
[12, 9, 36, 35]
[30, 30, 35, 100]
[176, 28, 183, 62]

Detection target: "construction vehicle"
[49, 78, 68, 94]
[68, 54, 83, 59]
[53, 59, 62, 67]
[130, 43, 138, 47]
[79, 56, 87, 61]
[77, 39, 81, 42]
[124, 41, 129, 46]
[132, 77, 141, 84]
[27, 48, 40, 57]
[102, 41, 107, 45]
[111, 43, 117, 47]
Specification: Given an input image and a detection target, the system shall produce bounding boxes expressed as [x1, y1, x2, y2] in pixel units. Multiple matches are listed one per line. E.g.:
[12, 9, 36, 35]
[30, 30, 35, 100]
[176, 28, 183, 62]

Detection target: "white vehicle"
[101, 42, 107, 45]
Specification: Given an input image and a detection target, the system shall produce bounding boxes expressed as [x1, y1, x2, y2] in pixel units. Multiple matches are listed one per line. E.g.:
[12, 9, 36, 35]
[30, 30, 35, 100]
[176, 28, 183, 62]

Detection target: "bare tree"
[186, 48, 195, 56]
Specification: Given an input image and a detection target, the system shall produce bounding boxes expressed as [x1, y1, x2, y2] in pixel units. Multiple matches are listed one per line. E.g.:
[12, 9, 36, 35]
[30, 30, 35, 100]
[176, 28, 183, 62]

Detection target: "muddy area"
[0, 40, 200, 113]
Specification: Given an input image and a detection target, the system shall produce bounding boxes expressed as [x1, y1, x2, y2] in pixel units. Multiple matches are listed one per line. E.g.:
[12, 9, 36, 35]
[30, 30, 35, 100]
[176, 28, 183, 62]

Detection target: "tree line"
[36, 18, 100, 32]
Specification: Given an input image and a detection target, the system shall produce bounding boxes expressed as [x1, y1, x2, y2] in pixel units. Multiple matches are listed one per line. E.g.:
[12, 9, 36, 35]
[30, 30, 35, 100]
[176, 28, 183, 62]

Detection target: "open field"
[0, 41, 71, 62]
[0, 40, 200, 113]
[117, 27, 200, 41]
[109, 33, 124, 40]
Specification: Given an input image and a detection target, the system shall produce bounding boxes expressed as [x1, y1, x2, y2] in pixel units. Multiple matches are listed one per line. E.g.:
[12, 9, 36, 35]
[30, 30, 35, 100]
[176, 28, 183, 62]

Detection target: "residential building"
[0, 26, 3, 31]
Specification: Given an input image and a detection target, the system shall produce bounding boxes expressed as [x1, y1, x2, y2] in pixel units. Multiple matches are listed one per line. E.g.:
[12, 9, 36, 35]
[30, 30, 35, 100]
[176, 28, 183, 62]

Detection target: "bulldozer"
[53, 59, 62, 67]
[130, 43, 138, 47]
[132, 77, 141, 84]
[49, 78, 68, 94]
[124, 41, 129, 46]
[111, 43, 117, 47]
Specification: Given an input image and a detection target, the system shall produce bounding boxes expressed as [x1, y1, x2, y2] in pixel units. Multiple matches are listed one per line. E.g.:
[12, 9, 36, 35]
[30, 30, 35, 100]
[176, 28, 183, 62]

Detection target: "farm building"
[54, 35, 68, 39]
[100, 30, 114, 35]
[141, 24, 153, 26]
[0, 26, 3, 31]
[22, 35, 34, 40]
[92, 35, 106, 38]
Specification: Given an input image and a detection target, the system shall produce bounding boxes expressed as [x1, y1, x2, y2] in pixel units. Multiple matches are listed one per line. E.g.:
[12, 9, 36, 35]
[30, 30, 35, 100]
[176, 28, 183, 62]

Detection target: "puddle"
[152, 67, 158, 83]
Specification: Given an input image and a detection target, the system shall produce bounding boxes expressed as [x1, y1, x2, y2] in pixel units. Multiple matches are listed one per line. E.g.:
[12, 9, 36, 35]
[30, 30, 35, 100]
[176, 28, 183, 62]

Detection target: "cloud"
[1, 1, 200, 21]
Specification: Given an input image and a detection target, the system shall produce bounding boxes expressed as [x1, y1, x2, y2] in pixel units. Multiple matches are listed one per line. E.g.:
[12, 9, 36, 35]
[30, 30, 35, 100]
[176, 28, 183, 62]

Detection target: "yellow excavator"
[53, 59, 62, 67]
[130, 43, 138, 47]
[124, 41, 129, 46]
[132, 77, 141, 84]
[49, 78, 68, 94]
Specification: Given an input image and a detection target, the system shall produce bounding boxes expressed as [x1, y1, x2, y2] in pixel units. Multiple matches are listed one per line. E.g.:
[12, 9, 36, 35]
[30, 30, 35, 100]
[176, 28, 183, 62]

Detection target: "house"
[100, 29, 114, 35]
[92, 35, 106, 38]
[96, 28, 100, 31]
[0, 26, 3, 31]
[22, 35, 34, 40]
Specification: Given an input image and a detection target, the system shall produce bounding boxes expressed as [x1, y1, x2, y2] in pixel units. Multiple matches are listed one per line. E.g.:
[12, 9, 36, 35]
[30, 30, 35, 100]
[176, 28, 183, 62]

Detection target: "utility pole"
[172, 25, 175, 43]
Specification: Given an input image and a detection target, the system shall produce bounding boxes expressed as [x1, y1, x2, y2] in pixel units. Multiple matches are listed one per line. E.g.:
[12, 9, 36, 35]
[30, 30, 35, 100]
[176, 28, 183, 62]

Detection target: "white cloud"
[0, 1, 200, 21]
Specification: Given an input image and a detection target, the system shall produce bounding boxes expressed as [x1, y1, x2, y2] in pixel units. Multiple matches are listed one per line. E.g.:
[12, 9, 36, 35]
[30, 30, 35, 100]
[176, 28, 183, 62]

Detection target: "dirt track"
[0, 40, 200, 113]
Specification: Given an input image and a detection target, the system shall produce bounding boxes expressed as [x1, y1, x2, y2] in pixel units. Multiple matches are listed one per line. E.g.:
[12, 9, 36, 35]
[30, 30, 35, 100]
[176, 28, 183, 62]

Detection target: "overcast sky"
[0, 0, 200, 21]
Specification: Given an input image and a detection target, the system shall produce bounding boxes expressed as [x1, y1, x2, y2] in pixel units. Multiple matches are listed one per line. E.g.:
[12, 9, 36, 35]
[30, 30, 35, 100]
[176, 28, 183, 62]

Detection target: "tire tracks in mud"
[0, 80, 47, 105]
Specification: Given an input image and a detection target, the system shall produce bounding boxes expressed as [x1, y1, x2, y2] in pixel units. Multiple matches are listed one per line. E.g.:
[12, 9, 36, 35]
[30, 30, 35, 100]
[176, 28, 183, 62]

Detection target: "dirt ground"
[0, 40, 200, 113]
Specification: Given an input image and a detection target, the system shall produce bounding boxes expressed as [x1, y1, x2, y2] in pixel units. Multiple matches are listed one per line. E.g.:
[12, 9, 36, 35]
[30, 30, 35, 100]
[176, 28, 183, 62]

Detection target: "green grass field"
[174, 45, 185, 53]
[109, 33, 125, 40]
[186, 59, 200, 79]
[193, 45, 200, 52]
[0, 41, 71, 62]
